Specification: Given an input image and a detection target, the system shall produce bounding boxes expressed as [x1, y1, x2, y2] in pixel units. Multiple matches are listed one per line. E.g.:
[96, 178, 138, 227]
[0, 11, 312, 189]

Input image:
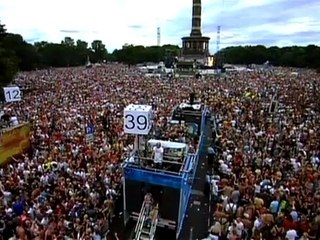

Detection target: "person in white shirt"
[234, 218, 244, 236]
[211, 179, 219, 199]
[219, 160, 229, 174]
[208, 221, 221, 240]
[0, 182, 12, 206]
[153, 142, 163, 168]
[10, 115, 19, 126]
[285, 229, 298, 240]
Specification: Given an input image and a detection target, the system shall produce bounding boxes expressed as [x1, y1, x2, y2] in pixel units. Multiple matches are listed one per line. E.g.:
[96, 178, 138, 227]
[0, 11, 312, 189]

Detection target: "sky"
[0, 0, 320, 52]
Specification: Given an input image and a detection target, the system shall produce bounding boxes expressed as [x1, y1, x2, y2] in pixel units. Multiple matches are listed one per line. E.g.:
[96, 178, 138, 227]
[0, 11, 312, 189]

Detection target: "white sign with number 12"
[3, 86, 22, 102]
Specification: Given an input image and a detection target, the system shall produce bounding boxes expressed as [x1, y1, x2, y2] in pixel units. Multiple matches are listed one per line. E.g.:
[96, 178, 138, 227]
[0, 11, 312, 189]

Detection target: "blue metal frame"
[123, 107, 210, 238]
[123, 165, 182, 189]
[176, 107, 209, 237]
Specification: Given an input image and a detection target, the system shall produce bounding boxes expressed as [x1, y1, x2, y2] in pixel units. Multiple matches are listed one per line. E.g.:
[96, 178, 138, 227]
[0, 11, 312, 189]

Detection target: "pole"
[122, 175, 128, 226]
[134, 135, 139, 151]
[189, 227, 194, 240]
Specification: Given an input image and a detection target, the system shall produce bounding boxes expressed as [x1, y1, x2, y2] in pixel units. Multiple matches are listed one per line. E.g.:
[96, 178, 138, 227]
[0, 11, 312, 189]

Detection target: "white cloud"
[0, 0, 191, 50]
[234, 17, 316, 36]
[0, 0, 319, 51]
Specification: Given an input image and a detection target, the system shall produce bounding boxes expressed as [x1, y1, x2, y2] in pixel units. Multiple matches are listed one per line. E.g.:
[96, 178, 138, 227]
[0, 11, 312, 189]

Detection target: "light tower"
[157, 27, 161, 46]
[216, 25, 221, 54]
[216, 25, 221, 67]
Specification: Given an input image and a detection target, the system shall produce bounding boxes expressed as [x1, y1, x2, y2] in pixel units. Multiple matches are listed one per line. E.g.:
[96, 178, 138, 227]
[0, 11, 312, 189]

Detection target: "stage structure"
[122, 97, 211, 239]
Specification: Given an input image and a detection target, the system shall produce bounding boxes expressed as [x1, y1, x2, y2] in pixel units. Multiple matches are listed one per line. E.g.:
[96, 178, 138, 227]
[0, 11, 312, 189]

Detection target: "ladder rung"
[140, 236, 149, 240]
[141, 229, 149, 235]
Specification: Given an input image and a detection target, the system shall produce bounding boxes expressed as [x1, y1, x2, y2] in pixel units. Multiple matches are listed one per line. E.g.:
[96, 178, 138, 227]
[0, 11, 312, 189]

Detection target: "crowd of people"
[208, 69, 320, 239]
[0, 64, 319, 240]
[0, 64, 201, 240]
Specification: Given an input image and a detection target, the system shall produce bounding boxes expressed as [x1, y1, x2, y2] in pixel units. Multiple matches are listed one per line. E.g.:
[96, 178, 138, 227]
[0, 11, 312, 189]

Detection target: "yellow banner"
[0, 123, 31, 165]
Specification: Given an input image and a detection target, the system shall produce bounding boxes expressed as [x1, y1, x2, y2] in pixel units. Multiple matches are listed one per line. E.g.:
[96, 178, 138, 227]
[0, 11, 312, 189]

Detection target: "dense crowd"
[0, 64, 319, 240]
[0, 65, 201, 240]
[208, 69, 320, 240]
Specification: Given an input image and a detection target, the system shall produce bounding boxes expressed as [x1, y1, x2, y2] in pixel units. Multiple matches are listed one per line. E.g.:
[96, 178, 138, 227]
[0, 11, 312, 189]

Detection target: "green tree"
[2, 18, 320, 78]
[2, 33, 40, 70]
[62, 36, 75, 47]
[218, 45, 320, 68]
[0, 50, 18, 86]
[0, 22, 7, 39]
[112, 44, 180, 64]
[0, 23, 19, 86]
[90, 40, 107, 63]
[60, 37, 76, 66]
[76, 40, 89, 65]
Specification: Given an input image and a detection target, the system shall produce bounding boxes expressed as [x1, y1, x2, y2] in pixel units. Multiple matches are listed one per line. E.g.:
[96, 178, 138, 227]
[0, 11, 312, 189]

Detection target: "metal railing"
[134, 201, 146, 236]
[125, 157, 183, 176]
[134, 202, 159, 240]
[149, 206, 159, 240]
[182, 153, 196, 172]
[139, 156, 183, 166]
[176, 108, 210, 237]
[135, 215, 147, 240]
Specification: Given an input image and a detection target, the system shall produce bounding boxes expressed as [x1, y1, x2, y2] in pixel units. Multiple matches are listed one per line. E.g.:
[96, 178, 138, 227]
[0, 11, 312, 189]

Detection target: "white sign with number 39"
[3, 86, 22, 102]
[123, 104, 152, 135]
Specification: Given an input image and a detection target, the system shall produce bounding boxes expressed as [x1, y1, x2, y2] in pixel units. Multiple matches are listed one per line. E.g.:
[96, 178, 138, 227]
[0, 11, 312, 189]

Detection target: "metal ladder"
[148, 206, 158, 240]
[133, 201, 146, 240]
[133, 203, 159, 240]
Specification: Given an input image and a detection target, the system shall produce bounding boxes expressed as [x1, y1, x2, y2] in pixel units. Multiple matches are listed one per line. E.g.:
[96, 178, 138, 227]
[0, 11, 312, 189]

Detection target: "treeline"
[112, 44, 179, 64]
[0, 22, 180, 85]
[1, 21, 320, 85]
[220, 45, 320, 68]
